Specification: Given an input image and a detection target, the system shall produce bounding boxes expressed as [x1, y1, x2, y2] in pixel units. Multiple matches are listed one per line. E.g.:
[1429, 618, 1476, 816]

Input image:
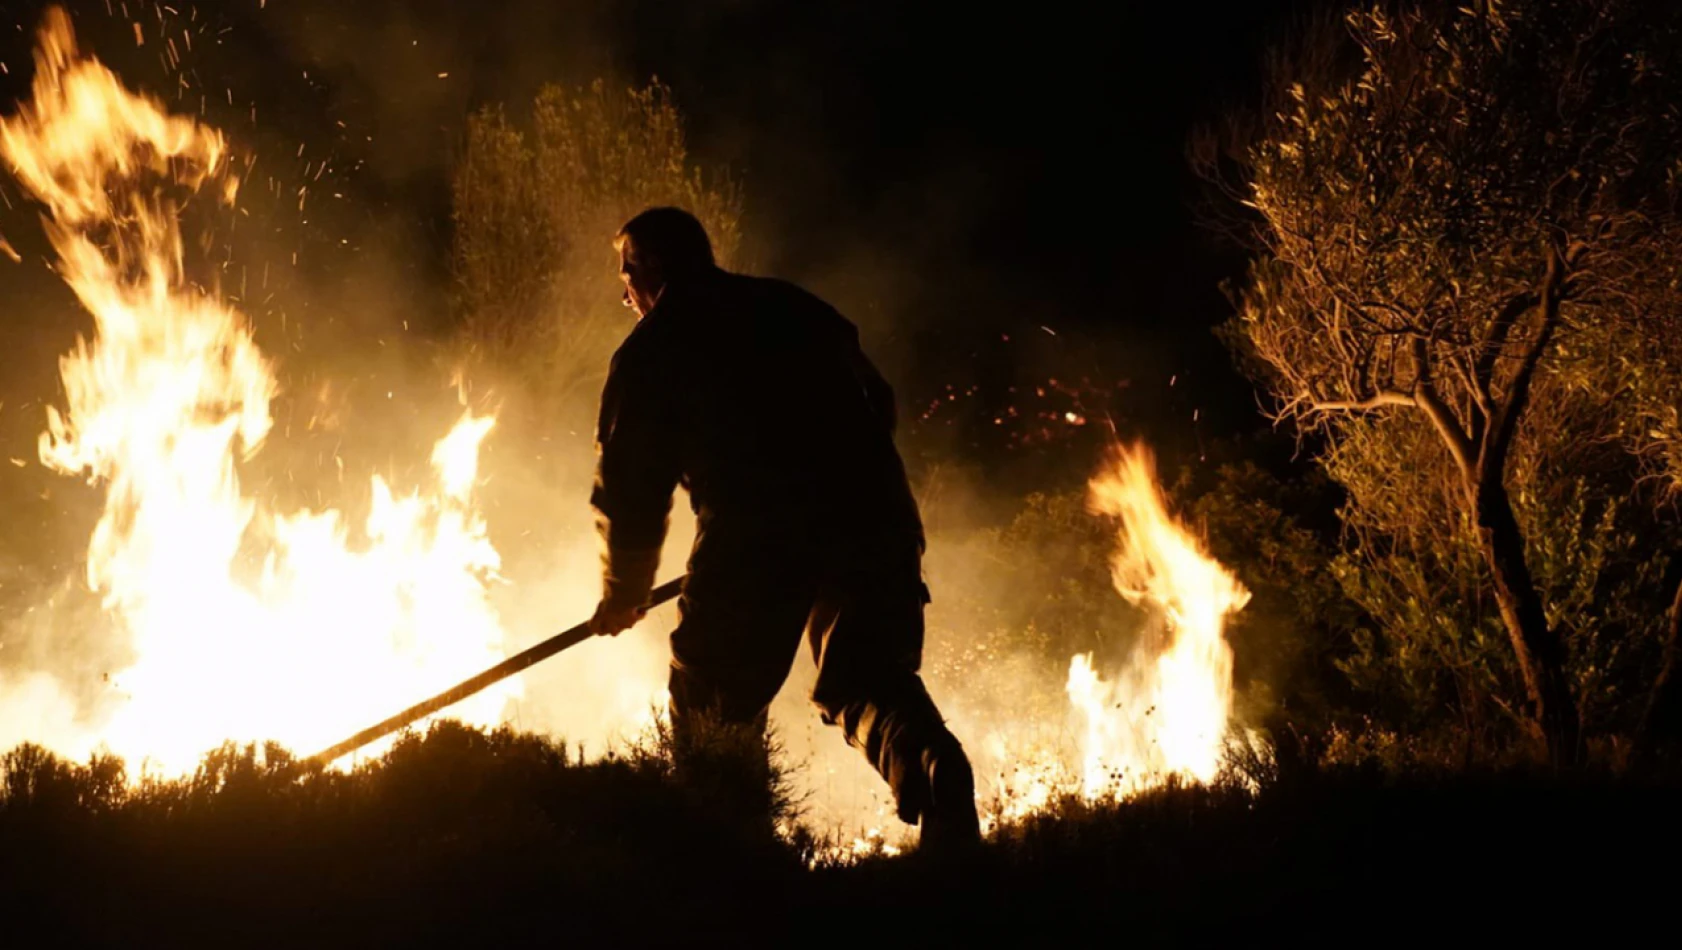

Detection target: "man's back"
[593, 269, 923, 566]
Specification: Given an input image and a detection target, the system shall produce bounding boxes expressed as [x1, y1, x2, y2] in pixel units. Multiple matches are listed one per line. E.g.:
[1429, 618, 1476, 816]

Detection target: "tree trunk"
[1635, 574, 1682, 752]
[1472, 479, 1580, 767]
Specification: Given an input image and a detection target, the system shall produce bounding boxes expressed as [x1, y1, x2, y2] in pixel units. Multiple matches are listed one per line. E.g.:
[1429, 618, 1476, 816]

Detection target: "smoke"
[0, 0, 1271, 848]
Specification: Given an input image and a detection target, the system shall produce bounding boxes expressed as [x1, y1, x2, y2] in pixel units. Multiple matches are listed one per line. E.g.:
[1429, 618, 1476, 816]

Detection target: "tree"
[450, 79, 741, 445]
[1605, 279, 1682, 748]
[1325, 408, 1672, 758]
[1209, 0, 1682, 765]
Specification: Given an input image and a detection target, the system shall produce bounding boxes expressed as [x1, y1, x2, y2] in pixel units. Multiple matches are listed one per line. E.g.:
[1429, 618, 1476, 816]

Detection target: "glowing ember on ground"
[0, 8, 514, 776]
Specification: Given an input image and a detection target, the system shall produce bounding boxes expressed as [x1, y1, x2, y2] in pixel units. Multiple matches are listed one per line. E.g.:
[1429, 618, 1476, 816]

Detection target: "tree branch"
[1403, 334, 1479, 479]
[1415, 378, 1478, 479]
[1310, 390, 1418, 411]
[1484, 248, 1565, 485]
[1474, 290, 1539, 395]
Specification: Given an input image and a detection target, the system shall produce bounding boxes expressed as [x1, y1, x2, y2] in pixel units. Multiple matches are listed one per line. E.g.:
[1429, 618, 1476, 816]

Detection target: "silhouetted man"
[587, 207, 981, 850]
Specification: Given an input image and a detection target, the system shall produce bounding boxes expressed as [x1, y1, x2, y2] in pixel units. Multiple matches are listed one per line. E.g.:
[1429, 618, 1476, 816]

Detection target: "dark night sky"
[0, 0, 1325, 484]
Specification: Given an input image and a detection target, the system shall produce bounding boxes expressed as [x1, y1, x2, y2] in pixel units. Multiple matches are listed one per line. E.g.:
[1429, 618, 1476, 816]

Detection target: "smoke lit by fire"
[0, 7, 1256, 842]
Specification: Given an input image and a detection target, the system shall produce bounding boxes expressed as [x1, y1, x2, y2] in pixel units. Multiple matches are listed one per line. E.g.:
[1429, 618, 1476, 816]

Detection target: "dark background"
[0, 0, 1326, 500]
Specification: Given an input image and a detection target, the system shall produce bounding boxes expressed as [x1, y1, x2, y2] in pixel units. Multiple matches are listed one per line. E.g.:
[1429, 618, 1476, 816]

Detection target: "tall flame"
[810, 440, 1255, 850]
[0, 9, 514, 774]
[1072, 441, 1250, 798]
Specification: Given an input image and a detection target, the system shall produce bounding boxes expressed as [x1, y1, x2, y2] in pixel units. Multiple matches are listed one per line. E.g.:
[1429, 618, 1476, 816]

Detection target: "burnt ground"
[1, 722, 1676, 947]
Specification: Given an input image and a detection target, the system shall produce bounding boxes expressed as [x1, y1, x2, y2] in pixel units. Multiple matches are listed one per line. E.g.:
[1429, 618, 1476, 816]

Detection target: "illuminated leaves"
[1213, 0, 1682, 748]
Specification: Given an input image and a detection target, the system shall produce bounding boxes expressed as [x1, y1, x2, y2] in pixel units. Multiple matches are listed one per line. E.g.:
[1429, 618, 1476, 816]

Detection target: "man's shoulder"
[608, 309, 678, 373]
[622, 271, 855, 358]
[734, 273, 839, 317]
[720, 273, 860, 348]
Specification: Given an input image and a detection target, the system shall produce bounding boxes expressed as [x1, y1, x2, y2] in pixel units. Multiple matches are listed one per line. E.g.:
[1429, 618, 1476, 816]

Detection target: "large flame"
[1072, 441, 1250, 798]
[0, 9, 514, 775]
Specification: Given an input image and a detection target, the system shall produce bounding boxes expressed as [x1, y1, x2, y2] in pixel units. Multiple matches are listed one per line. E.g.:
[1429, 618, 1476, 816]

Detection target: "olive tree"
[1210, 0, 1682, 764]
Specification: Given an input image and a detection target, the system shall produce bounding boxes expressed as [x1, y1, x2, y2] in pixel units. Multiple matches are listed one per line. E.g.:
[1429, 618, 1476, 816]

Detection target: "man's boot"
[917, 739, 981, 855]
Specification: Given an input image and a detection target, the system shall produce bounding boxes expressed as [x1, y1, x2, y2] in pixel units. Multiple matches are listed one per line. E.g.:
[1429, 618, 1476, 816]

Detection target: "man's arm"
[589, 338, 682, 630]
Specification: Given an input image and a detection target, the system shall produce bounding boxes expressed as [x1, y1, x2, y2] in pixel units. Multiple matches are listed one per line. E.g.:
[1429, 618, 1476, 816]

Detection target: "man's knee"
[812, 668, 937, 734]
[668, 588, 807, 729]
[668, 659, 782, 730]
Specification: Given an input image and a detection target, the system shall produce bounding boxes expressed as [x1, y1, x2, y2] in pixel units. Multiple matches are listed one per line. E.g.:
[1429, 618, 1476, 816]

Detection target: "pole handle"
[304, 576, 686, 768]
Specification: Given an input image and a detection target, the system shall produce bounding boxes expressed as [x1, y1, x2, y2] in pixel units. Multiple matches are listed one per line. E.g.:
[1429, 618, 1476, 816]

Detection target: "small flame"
[0, 8, 515, 775]
[1073, 441, 1250, 797]
[433, 411, 495, 501]
[948, 440, 1256, 837]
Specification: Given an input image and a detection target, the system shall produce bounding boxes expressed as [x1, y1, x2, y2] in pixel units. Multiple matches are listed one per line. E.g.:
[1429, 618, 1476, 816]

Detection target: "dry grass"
[3, 721, 1679, 946]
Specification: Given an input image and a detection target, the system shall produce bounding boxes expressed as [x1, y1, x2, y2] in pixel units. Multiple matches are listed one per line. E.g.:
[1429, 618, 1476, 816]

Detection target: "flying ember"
[0, 8, 514, 776]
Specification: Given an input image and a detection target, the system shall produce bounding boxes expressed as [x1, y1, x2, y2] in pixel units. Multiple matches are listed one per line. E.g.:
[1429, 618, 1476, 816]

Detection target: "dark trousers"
[668, 547, 965, 824]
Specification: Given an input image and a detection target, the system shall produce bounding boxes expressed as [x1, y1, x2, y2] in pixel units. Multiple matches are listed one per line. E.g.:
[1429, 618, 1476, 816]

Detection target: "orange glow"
[0, 8, 515, 776]
[1, 9, 1255, 836]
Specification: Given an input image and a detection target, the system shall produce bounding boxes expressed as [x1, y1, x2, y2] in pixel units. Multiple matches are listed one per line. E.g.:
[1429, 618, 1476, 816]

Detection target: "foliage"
[1171, 457, 1358, 739]
[1332, 467, 1671, 745]
[1207, 0, 1682, 758]
[0, 722, 797, 945]
[450, 79, 742, 444]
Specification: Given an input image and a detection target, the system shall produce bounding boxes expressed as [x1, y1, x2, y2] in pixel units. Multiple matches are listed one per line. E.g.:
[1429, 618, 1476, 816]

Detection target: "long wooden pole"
[305, 577, 685, 768]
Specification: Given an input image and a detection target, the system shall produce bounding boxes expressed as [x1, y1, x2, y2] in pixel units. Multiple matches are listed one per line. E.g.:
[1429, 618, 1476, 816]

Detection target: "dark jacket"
[591, 268, 924, 608]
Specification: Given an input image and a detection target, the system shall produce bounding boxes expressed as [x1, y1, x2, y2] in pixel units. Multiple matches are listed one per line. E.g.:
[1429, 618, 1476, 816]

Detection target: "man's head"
[614, 207, 715, 318]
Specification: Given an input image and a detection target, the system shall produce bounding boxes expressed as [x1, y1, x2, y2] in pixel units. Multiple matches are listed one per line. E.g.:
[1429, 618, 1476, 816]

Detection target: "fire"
[1072, 441, 1250, 798]
[0, 9, 514, 775]
[969, 441, 1249, 828]
[0, 7, 1251, 835]
[813, 440, 1254, 849]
